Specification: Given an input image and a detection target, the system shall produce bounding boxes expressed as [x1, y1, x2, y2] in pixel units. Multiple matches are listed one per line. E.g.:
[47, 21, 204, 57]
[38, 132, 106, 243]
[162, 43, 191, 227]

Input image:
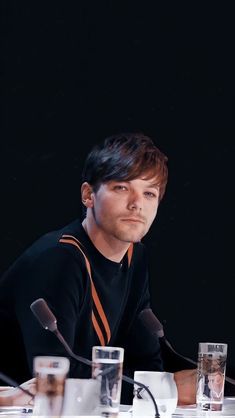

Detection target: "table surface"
[126, 398, 235, 417]
[173, 397, 235, 417]
[1, 398, 235, 417]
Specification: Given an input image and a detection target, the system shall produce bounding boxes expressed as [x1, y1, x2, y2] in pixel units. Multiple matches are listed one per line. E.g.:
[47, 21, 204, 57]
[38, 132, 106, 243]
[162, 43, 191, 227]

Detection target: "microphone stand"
[53, 328, 160, 417]
[139, 309, 235, 387]
[30, 298, 160, 417]
[54, 329, 92, 367]
[122, 374, 159, 417]
[164, 338, 235, 386]
[0, 371, 34, 399]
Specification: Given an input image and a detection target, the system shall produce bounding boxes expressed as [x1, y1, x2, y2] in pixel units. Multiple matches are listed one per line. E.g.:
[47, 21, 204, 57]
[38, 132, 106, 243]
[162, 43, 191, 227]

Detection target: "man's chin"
[118, 231, 146, 243]
[130, 235, 144, 243]
[113, 224, 147, 243]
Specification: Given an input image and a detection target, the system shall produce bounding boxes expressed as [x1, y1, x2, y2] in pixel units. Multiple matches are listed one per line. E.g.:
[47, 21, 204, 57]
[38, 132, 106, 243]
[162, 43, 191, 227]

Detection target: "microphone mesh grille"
[30, 298, 57, 332]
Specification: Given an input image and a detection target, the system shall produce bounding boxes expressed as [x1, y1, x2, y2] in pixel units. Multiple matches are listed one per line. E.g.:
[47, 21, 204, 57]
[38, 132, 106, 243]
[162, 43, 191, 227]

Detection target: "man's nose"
[127, 192, 143, 211]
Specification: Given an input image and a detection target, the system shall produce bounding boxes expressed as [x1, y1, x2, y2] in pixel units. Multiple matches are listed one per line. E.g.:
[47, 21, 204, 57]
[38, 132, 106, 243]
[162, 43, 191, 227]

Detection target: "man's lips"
[121, 218, 145, 224]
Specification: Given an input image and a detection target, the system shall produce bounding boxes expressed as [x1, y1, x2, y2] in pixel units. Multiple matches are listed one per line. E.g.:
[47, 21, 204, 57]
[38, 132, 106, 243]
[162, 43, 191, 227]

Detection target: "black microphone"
[139, 309, 197, 367]
[30, 298, 92, 367]
[139, 308, 235, 387]
[30, 298, 160, 418]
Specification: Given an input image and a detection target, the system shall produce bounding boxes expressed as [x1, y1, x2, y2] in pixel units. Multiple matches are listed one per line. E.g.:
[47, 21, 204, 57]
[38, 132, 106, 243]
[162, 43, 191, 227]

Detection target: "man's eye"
[114, 185, 127, 191]
[144, 191, 157, 198]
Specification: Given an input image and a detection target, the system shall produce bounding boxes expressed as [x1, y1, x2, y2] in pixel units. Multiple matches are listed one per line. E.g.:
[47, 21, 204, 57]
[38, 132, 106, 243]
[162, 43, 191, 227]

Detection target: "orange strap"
[59, 234, 133, 346]
[59, 235, 111, 345]
[127, 243, 133, 267]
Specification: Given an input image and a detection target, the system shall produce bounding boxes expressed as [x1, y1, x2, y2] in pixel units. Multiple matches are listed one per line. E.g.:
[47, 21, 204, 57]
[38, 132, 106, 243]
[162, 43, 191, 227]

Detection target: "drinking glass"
[196, 342, 227, 411]
[33, 356, 70, 416]
[132, 371, 178, 417]
[92, 346, 124, 417]
[62, 378, 101, 415]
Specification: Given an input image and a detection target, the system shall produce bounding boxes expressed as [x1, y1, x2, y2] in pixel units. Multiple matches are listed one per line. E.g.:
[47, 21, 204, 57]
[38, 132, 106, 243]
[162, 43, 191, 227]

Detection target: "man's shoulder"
[25, 219, 80, 251]
[1, 219, 84, 277]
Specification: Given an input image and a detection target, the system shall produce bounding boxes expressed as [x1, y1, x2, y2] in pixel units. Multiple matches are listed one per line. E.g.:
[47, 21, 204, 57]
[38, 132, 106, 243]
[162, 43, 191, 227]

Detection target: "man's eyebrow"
[145, 181, 160, 189]
[110, 179, 160, 189]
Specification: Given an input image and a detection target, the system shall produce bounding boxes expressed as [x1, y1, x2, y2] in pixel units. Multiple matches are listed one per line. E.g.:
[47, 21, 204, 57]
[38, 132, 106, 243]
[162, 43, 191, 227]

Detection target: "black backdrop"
[1, 2, 235, 379]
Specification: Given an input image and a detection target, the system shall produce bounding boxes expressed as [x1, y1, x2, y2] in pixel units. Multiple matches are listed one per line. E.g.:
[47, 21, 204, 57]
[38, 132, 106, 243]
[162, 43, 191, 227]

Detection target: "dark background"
[1, 2, 235, 378]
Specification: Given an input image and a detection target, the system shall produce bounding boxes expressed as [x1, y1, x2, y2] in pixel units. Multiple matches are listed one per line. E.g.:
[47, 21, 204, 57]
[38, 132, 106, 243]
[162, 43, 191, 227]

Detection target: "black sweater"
[0, 219, 163, 402]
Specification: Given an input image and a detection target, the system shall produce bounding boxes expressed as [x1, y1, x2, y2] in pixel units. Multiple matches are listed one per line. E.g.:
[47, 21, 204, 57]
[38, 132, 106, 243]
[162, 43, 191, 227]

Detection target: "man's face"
[89, 177, 160, 244]
[208, 372, 224, 390]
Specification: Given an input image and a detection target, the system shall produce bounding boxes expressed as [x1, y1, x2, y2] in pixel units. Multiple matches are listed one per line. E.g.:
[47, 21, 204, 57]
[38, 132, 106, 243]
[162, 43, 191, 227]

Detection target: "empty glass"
[33, 356, 70, 416]
[132, 371, 178, 417]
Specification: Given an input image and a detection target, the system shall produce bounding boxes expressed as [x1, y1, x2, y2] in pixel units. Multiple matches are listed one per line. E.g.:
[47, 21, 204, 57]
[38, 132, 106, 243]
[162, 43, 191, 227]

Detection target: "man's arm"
[15, 246, 84, 375]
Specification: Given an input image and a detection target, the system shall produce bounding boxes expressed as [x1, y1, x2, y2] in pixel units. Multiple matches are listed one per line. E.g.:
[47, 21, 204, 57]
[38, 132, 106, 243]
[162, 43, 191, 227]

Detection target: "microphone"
[139, 308, 235, 387]
[30, 298, 160, 418]
[139, 309, 197, 367]
[30, 298, 92, 367]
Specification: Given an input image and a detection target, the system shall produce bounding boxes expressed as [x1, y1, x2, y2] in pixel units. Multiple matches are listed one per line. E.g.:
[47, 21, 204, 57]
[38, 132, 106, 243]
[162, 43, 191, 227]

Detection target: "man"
[0, 132, 196, 404]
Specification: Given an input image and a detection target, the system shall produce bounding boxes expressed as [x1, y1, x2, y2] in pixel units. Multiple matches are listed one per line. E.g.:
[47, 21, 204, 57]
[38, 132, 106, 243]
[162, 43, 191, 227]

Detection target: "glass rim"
[33, 355, 70, 372]
[34, 355, 70, 362]
[198, 342, 227, 346]
[92, 346, 124, 352]
[92, 346, 124, 362]
[198, 341, 228, 345]
[134, 370, 174, 375]
[198, 342, 227, 355]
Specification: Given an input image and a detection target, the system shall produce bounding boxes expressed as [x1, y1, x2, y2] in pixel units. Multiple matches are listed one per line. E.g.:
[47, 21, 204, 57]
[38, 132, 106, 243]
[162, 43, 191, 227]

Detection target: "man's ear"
[81, 182, 94, 208]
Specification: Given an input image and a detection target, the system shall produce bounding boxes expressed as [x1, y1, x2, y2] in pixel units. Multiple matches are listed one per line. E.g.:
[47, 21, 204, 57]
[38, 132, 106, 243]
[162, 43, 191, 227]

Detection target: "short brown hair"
[82, 132, 168, 201]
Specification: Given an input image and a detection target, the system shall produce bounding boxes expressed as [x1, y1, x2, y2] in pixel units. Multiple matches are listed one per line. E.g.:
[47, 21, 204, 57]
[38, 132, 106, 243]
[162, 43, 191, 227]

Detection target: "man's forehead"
[107, 177, 160, 188]
[139, 175, 161, 188]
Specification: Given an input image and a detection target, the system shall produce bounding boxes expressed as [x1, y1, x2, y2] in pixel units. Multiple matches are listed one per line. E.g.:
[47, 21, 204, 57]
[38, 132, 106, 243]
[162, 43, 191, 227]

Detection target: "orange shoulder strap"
[59, 234, 110, 345]
[59, 234, 134, 345]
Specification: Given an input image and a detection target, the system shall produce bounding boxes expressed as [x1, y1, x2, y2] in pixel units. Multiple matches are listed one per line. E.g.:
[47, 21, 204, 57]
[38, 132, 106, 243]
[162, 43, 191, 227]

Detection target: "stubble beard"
[92, 207, 148, 243]
[105, 220, 147, 244]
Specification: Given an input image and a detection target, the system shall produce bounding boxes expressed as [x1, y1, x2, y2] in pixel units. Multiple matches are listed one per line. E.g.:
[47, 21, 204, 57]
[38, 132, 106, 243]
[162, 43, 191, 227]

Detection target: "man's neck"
[82, 219, 131, 263]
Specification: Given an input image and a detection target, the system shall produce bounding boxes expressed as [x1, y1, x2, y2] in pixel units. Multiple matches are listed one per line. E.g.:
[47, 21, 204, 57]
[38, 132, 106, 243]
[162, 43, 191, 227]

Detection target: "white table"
[173, 397, 235, 417]
[1, 398, 235, 417]
[121, 398, 235, 417]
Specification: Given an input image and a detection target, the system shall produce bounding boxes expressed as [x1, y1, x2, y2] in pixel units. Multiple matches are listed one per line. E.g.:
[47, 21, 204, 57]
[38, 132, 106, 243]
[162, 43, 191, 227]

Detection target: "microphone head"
[139, 308, 165, 338]
[30, 298, 57, 332]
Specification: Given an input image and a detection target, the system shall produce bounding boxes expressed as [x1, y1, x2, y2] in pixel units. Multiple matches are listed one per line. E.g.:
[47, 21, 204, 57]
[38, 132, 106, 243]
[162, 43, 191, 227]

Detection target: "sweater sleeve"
[14, 246, 85, 375]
